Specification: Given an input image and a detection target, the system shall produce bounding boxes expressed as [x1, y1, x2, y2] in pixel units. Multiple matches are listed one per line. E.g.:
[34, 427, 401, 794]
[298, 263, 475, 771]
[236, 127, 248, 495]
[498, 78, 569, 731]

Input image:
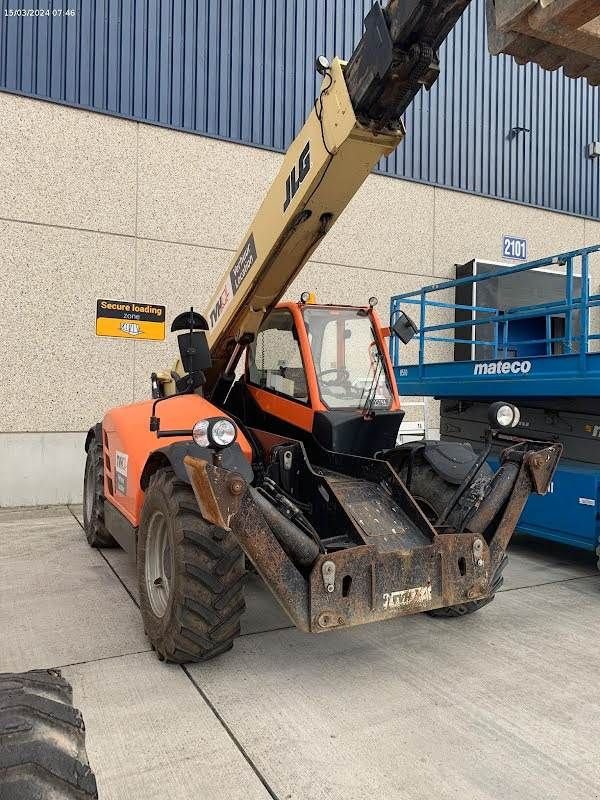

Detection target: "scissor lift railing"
[390, 246, 600, 398]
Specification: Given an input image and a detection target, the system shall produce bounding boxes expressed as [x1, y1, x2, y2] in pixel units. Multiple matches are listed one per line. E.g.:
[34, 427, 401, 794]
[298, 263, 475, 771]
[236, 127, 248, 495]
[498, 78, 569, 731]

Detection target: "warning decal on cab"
[96, 299, 166, 341]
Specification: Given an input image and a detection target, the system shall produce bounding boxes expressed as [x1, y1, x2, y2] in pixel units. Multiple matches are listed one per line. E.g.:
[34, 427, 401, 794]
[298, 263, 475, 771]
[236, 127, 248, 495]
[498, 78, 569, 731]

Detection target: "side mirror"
[391, 311, 418, 344]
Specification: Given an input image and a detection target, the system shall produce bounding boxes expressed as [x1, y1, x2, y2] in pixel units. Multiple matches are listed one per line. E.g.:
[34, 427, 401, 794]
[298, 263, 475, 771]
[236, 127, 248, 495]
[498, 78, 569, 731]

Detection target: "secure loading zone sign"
[96, 299, 166, 340]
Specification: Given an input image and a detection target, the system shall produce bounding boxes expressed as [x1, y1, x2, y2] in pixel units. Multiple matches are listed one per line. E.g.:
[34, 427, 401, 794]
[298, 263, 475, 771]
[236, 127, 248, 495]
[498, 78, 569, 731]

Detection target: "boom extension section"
[203, 0, 471, 392]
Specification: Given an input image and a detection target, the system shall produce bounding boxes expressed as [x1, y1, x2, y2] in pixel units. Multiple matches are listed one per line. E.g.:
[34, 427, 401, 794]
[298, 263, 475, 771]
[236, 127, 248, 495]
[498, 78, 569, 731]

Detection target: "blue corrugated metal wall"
[1, 0, 598, 218]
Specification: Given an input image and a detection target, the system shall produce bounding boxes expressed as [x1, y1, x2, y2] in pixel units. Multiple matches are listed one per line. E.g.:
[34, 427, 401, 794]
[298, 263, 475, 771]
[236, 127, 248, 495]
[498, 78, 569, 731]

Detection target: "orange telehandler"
[82, 0, 562, 663]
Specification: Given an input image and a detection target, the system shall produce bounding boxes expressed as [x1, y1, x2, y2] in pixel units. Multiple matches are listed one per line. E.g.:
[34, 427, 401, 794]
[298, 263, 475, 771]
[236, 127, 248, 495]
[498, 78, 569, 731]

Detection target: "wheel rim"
[84, 455, 95, 528]
[145, 510, 173, 618]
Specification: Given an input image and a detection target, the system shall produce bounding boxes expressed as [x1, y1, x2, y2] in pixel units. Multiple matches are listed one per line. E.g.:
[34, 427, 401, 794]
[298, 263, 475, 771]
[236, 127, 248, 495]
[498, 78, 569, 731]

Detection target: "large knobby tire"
[0, 669, 98, 799]
[82, 436, 116, 547]
[138, 468, 246, 663]
[393, 452, 507, 618]
[395, 453, 494, 532]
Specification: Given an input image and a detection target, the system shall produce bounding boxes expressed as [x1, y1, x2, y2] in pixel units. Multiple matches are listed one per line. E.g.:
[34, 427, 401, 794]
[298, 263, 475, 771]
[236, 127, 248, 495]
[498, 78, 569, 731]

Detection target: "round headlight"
[489, 402, 520, 429]
[210, 418, 237, 448]
[192, 419, 210, 447]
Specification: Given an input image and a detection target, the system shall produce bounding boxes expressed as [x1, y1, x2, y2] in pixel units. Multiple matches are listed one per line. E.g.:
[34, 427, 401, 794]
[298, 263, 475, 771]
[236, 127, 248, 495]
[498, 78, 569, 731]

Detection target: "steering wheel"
[317, 368, 350, 385]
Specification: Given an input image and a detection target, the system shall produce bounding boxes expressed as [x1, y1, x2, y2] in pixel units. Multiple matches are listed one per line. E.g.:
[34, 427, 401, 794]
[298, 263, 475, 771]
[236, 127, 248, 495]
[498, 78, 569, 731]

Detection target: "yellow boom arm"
[203, 59, 403, 385]
[200, 0, 474, 392]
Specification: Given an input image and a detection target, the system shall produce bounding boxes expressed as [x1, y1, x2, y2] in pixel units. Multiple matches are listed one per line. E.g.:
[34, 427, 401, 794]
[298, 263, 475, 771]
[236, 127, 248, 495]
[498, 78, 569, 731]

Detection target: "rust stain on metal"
[183, 436, 561, 637]
[487, 442, 562, 570]
[232, 490, 311, 632]
[184, 455, 247, 531]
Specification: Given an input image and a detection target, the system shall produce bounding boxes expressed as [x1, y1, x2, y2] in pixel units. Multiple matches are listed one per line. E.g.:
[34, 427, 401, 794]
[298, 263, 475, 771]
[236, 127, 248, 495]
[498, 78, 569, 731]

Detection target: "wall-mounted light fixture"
[588, 142, 600, 159]
[507, 125, 531, 141]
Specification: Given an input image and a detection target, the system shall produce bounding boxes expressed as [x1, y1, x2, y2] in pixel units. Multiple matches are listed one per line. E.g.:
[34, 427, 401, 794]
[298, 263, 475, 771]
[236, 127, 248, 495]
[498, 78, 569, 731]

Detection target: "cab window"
[303, 307, 392, 410]
[247, 309, 308, 402]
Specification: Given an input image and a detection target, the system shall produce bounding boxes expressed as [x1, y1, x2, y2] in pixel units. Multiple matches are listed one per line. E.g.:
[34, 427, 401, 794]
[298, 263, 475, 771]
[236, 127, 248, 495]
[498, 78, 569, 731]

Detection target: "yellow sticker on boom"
[96, 299, 166, 341]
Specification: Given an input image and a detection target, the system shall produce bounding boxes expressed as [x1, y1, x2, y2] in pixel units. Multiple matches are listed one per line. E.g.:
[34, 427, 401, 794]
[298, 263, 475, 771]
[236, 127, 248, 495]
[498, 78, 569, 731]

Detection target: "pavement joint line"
[55, 503, 600, 797]
[67, 505, 141, 609]
[68, 505, 282, 797]
[240, 624, 294, 638]
[67, 507, 297, 642]
[54, 648, 153, 671]
[499, 572, 600, 594]
[98, 550, 141, 608]
[59, 507, 600, 613]
[181, 664, 281, 800]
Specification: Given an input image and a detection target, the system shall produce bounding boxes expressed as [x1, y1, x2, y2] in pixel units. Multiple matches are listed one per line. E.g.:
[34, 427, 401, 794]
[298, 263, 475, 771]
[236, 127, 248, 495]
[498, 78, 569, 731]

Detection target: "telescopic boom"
[202, 0, 471, 391]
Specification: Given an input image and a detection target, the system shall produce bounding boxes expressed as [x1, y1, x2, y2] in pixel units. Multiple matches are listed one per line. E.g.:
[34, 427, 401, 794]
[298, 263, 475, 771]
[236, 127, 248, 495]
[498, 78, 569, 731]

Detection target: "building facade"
[0, 0, 599, 505]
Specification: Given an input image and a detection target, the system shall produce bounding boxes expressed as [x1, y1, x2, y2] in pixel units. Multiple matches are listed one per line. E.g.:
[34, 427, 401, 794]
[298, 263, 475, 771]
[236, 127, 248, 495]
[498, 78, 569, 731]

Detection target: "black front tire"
[390, 450, 505, 617]
[82, 436, 116, 548]
[0, 669, 98, 799]
[427, 554, 508, 617]
[138, 468, 246, 663]
[393, 451, 494, 531]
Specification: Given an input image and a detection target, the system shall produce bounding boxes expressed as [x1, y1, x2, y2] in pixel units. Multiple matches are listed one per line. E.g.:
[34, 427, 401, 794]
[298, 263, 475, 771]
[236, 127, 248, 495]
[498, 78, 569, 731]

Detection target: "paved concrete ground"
[1, 505, 599, 799]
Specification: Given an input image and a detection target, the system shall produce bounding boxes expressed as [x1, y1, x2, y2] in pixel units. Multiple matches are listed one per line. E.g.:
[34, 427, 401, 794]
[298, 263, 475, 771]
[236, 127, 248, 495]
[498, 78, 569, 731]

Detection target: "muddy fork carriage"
[184, 431, 562, 633]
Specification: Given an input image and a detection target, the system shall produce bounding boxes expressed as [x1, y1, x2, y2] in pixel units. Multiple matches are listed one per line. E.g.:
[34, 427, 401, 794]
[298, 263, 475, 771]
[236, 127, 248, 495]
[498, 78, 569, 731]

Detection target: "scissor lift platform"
[389, 245, 600, 559]
[394, 350, 600, 399]
[390, 245, 600, 400]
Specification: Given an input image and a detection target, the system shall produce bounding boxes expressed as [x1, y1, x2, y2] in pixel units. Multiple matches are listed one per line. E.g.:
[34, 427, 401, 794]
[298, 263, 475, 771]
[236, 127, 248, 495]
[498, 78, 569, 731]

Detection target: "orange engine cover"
[101, 394, 252, 526]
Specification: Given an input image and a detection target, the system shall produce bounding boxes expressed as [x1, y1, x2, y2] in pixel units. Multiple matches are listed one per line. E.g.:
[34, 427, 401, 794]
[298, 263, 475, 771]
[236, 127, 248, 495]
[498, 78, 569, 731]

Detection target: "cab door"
[245, 306, 318, 433]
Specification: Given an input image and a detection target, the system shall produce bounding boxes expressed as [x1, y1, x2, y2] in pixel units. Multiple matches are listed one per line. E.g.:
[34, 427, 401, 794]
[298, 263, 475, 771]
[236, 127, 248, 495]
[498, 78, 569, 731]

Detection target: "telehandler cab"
[83, 0, 562, 663]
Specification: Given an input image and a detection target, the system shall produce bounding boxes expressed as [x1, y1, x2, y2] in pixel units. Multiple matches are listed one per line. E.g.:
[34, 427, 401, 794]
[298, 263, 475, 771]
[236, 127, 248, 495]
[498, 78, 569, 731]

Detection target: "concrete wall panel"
[433, 188, 586, 278]
[0, 432, 85, 506]
[289, 260, 429, 310]
[0, 219, 136, 432]
[0, 95, 596, 504]
[584, 220, 600, 249]
[136, 125, 280, 249]
[312, 175, 435, 276]
[133, 239, 231, 399]
[0, 94, 137, 235]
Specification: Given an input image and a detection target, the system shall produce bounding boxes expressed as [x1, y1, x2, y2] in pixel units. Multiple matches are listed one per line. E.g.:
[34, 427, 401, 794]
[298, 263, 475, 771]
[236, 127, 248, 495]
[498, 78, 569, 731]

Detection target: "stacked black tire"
[0, 669, 97, 799]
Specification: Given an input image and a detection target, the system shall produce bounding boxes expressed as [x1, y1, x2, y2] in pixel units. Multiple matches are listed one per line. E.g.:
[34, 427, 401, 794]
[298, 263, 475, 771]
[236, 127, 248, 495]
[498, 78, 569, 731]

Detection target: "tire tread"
[138, 469, 245, 663]
[0, 670, 98, 799]
[83, 435, 116, 548]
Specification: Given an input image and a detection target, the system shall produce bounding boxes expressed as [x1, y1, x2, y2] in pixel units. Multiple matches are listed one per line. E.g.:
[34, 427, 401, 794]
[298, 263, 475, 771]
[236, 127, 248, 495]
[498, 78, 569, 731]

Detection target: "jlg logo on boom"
[283, 142, 311, 211]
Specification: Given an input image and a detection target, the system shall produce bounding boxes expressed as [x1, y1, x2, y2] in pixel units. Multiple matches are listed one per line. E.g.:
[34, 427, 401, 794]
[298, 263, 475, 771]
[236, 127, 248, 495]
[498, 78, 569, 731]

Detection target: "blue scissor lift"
[390, 245, 600, 562]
